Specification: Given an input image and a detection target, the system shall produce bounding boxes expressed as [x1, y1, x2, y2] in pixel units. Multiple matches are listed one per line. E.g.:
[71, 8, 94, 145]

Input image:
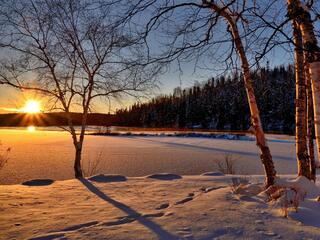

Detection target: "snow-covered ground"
[0, 129, 300, 185]
[1, 129, 320, 239]
[1, 174, 320, 240]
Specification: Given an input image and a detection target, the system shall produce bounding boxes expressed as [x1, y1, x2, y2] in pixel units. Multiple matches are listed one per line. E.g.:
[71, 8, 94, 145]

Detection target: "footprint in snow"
[175, 196, 193, 205]
[156, 203, 170, 210]
[164, 212, 174, 216]
[199, 186, 225, 193]
[53, 221, 99, 232]
[103, 215, 137, 226]
[142, 212, 165, 218]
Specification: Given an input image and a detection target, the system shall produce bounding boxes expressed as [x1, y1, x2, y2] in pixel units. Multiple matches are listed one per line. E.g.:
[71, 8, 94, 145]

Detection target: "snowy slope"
[1, 174, 320, 240]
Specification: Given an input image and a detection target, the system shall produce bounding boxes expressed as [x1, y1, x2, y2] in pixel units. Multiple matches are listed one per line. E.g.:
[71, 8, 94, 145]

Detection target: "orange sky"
[0, 85, 142, 114]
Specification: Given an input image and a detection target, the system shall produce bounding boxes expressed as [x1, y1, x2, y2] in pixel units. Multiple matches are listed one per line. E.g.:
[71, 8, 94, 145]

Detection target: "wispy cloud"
[0, 107, 22, 113]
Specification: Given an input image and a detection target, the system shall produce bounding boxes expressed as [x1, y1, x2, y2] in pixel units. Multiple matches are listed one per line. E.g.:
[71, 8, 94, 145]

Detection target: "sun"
[23, 100, 41, 114]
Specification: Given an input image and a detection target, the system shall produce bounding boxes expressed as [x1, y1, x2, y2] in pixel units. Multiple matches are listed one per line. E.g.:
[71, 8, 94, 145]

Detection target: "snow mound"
[233, 183, 262, 196]
[22, 179, 54, 186]
[146, 173, 182, 180]
[276, 176, 320, 198]
[201, 171, 225, 176]
[88, 174, 127, 183]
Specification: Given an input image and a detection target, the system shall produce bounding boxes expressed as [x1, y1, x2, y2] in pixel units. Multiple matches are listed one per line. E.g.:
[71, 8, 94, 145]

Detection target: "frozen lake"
[0, 129, 299, 184]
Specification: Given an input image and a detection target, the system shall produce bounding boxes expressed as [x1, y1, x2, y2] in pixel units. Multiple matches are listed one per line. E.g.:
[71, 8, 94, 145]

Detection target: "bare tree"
[0, 0, 160, 178]
[203, 0, 277, 187]
[141, 0, 277, 187]
[247, 0, 320, 179]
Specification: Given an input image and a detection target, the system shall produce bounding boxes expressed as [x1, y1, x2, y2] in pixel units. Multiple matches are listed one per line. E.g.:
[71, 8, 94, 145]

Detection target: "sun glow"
[27, 126, 36, 132]
[23, 100, 41, 114]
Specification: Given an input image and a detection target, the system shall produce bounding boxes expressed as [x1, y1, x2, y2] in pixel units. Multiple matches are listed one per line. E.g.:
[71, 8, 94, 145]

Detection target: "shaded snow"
[147, 173, 182, 180]
[201, 171, 225, 176]
[22, 179, 55, 186]
[88, 174, 127, 183]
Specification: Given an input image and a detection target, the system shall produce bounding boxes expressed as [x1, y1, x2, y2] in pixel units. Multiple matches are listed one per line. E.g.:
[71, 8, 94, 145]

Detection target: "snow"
[201, 171, 225, 176]
[289, 198, 320, 228]
[0, 129, 300, 185]
[22, 179, 55, 186]
[1, 174, 320, 239]
[88, 174, 127, 183]
[276, 176, 320, 198]
[147, 173, 182, 180]
[1, 129, 320, 238]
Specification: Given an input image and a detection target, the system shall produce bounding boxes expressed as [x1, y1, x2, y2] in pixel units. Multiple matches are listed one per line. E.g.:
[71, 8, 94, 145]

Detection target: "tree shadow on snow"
[129, 137, 294, 162]
[79, 178, 179, 240]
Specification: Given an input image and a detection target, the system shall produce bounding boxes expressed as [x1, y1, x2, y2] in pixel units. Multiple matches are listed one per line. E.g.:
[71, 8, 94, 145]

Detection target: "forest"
[115, 65, 295, 134]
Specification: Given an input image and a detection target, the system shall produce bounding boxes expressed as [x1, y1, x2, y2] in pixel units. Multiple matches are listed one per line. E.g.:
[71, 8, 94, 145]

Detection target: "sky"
[0, 50, 292, 114]
[0, 0, 317, 114]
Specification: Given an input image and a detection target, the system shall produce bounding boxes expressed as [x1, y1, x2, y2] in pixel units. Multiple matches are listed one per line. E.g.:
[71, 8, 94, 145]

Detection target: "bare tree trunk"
[207, 3, 276, 187]
[233, 32, 276, 188]
[74, 143, 83, 178]
[64, 110, 84, 179]
[292, 20, 310, 178]
[305, 56, 316, 181]
[288, 0, 320, 178]
[73, 75, 93, 179]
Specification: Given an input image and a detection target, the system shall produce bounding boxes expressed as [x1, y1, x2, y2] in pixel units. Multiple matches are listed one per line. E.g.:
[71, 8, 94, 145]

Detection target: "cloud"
[0, 107, 21, 113]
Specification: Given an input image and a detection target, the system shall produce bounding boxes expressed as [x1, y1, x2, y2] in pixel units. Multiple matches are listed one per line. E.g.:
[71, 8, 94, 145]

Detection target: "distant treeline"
[114, 65, 295, 134]
[0, 112, 114, 127]
[0, 65, 295, 133]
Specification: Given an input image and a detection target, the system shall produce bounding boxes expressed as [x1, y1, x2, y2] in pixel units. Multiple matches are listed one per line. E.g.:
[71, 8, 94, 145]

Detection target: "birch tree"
[140, 0, 277, 187]
[0, 0, 160, 178]
[202, 0, 276, 187]
[290, 18, 310, 178]
[305, 54, 316, 180]
[287, 0, 320, 180]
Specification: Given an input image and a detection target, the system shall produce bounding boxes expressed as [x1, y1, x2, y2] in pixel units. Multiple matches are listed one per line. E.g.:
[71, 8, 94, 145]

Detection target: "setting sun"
[23, 100, 41, 114]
